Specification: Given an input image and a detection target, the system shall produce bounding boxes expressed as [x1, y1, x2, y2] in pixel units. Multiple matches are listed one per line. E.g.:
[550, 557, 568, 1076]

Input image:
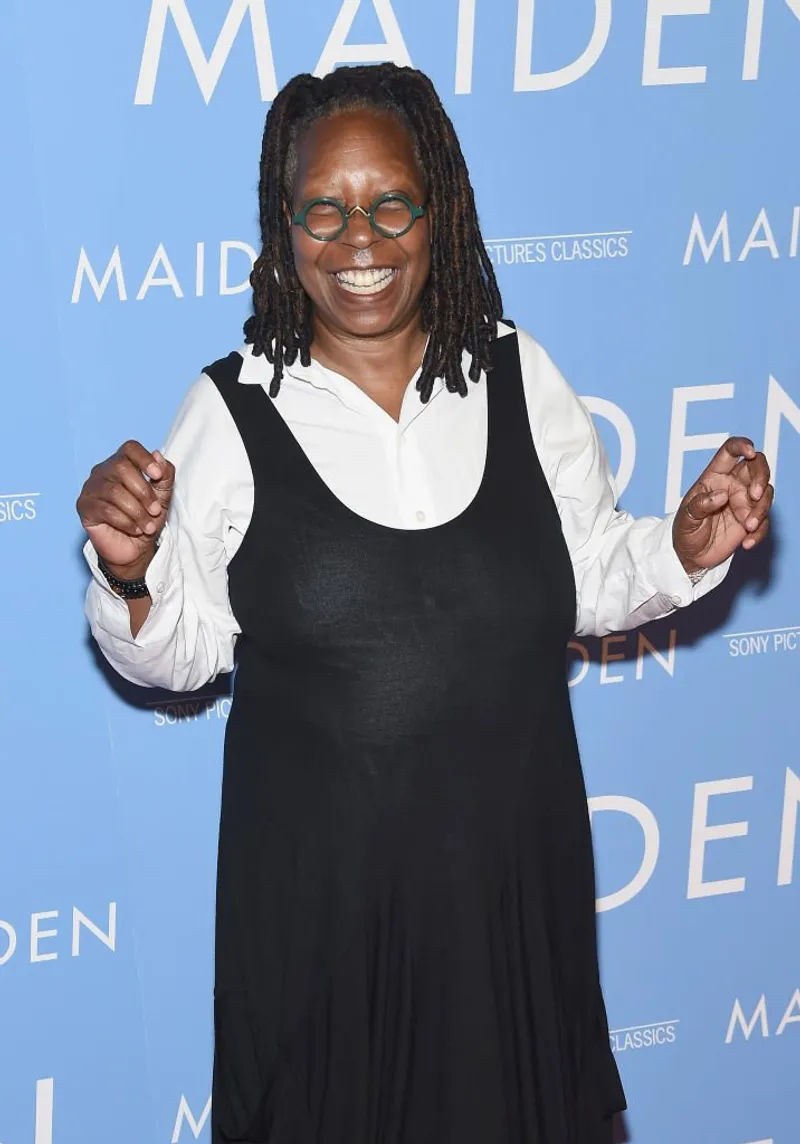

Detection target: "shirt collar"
[236, 322, 512, 389]
[235, 340, 446, 411]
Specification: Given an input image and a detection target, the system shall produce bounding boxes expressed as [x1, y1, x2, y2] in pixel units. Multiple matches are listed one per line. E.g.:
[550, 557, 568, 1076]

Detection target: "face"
[290, 109, 431, 341]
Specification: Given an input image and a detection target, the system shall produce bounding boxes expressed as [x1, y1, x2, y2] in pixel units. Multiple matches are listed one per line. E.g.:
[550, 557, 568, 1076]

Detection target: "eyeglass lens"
[304, 196, 415, 240]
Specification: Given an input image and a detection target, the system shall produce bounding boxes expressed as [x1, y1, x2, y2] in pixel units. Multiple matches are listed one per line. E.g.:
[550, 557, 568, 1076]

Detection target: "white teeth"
[335, 268, 396, 295]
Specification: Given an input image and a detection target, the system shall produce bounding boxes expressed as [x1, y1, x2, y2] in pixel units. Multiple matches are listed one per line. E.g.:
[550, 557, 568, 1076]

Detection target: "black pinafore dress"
[205, 330, 625, 1144]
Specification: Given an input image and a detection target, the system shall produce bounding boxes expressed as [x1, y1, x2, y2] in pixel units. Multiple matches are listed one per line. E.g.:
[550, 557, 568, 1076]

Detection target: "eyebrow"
[298, 187, 420, 202]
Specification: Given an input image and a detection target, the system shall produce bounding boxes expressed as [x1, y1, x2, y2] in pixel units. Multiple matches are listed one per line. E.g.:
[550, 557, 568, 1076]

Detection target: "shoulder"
[495, 321, 579, 410]
[201, 348, 247, 389]
[497, 321, 599, 471]
[163, 355, 249, 470]
[159, 362, 252, 531]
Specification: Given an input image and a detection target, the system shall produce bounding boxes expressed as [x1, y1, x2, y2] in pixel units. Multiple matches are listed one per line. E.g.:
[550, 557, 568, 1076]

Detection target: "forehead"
[293, 108, 422, 191]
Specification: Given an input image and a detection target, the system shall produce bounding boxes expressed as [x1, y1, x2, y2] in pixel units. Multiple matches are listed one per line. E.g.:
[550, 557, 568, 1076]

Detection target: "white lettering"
[31, 911, 59, 963]
[314, 0, 412, 76]
[642, 0, 710, 86]
[172, 1094, 212, 1142]
[220, 240, 258, 295]
[687, 777, 752, 898]
[567, 640, 590, 688]
[72, 902, 117, 956]
[665, 384, 733, 513]
[196, 240, 205, 297]
[636, 628, 677, 679]
[738, 207, 780, 261]
[743, 0, 800, 80]
[135, 0, 277, 105]
[683, 211, 731, 265]
[0, 920, 17, 966]
[776, 988, 800, 1035]
[136, 243, 184, 300]
[590, 795, 660, 912]
[725, 995, 768, 1041]
[763, 374, 800, 490]
[778, 767, 800, 886]
[455, 0, 476, 94]
[600, 634, 626, 685]
[71, 246, 127, 303]
[35, 1078, 54, 1144]
[514, 0, 612, 92]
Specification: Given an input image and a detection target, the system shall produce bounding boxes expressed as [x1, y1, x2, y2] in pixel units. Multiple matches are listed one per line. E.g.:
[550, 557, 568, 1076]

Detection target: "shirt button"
[415, 510, 426, 523]
[671, 595, 682, 608]
[156, 582, 166, 594]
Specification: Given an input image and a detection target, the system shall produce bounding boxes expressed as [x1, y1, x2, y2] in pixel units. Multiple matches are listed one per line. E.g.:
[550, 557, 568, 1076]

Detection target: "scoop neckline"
[255, 376, 492, 538]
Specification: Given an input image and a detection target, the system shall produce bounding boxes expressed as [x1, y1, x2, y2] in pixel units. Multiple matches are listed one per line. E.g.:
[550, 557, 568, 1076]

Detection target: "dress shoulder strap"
[481, 323, 548, 496]
[204, 351, 245, 405]
[485, 324, 527, 433]
[203, 351, 291, 478]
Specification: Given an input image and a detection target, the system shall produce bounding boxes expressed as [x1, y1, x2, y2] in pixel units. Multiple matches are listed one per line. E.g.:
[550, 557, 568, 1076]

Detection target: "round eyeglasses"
[292, 192, 426, 242]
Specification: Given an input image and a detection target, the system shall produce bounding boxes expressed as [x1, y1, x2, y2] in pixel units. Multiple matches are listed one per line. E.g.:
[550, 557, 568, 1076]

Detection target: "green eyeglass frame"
[291, 192, 426, 242]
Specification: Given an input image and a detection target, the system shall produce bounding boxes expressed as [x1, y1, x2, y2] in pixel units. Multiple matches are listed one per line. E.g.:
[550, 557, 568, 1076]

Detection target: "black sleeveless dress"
[205, 330, 625, 1144]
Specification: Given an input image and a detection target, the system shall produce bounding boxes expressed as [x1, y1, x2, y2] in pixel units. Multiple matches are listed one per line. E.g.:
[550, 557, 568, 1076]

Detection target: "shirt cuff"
[83, 527, 178, 645]
[639, 513, 732, 615]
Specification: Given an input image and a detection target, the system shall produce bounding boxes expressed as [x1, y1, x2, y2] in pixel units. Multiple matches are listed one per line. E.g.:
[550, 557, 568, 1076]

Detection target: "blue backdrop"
[2, 3, 798, 1142]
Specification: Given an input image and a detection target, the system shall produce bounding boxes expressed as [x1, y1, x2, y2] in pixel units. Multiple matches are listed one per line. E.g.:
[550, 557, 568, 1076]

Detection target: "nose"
[340, 206, 379, 249]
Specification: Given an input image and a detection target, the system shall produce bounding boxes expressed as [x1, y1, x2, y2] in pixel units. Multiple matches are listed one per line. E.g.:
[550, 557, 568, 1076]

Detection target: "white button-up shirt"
[84, 323, 726, 691]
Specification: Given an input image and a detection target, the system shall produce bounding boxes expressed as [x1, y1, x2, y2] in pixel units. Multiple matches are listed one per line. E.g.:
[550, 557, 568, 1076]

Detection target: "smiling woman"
[288, 108, 431, 375]
[78, 61, 773, 1144]
[244, 65, 501, 412]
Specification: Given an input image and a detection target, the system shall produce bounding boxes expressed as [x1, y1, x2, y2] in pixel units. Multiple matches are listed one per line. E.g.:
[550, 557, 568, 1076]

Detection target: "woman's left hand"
[673, 436, 774, 574]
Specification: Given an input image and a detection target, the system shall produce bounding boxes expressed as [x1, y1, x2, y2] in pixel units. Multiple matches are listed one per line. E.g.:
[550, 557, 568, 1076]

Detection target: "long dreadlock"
[243, 63, 503, 402]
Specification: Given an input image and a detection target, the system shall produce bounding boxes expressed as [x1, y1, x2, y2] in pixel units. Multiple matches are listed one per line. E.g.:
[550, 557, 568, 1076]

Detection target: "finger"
[725, 477, 759, 529]
[742, 484, 774, 533]
[81, 498, 145, 538]
[103, 482, 163, 535]
[119, 440, 164, 481]
[706, 436, 757, 477]
[150, 451, 176, 494]
[683, 487, 729, 524]
[742, 516, 770, 550]
[743, 452, 771, 501]
[107, 456, 164, 516]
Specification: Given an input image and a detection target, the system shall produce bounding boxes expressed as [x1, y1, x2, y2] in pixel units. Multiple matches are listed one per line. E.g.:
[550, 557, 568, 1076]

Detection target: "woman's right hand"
[77, 441, 176, 577]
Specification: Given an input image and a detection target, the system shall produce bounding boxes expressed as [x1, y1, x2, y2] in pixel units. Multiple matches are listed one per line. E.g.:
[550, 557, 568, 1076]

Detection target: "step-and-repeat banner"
[2, 2, 798, 1142]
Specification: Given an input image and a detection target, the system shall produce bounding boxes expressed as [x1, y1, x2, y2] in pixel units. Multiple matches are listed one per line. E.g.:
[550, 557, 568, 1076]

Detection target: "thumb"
[681, 487, 728, 527]
[151, 446, 176, 501]
[151, 450, 175, 493]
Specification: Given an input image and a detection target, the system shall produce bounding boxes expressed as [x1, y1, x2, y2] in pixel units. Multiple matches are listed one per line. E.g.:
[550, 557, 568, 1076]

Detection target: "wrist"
[672, 518, 704, 577]
[677, 553, 704, 576]
[97, 547, 156, 583]
[673, 544, 708, 582]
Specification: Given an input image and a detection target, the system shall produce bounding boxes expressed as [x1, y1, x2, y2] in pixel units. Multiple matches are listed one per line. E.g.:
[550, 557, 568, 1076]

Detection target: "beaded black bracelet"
[97, 555, 151, 600]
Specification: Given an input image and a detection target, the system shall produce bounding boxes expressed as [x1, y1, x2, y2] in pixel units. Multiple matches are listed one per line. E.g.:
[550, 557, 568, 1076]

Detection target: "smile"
[334, 268, 397, 295]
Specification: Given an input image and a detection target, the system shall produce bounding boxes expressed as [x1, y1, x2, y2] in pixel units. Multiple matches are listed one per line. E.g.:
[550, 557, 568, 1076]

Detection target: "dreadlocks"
[243, 63, 503, 402]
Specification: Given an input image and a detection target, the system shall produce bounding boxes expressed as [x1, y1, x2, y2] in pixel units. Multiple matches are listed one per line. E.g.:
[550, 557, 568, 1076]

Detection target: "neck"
[310, 312, 428, 420]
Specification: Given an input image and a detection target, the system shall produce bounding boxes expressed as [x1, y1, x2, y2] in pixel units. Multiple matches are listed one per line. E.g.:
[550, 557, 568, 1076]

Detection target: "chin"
[345, 308, 400, 336]
[319, 299, 404, 338]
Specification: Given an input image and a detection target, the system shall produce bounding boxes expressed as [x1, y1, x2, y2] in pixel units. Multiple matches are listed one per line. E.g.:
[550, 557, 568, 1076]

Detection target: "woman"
[78, 65, 772, 1144]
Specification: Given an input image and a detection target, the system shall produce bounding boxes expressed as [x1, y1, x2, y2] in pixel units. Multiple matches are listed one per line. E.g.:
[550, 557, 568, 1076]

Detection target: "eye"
[373, 195, 415, 236]
[306, 200, 341, 219]
[377, 196, 408, 212]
